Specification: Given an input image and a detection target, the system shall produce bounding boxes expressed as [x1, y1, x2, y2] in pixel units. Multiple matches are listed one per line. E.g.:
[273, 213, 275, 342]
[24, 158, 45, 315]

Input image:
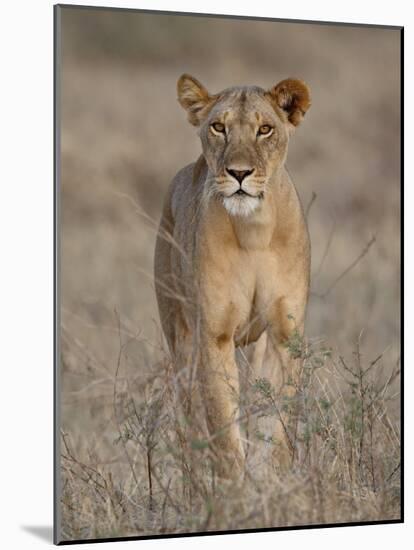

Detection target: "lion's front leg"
[266, 296, 306, 471]
[199, 332, 245, 480]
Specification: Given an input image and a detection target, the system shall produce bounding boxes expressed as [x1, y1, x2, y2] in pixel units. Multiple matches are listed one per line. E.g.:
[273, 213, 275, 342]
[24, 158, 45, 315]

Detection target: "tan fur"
[154, 75, 311, 479]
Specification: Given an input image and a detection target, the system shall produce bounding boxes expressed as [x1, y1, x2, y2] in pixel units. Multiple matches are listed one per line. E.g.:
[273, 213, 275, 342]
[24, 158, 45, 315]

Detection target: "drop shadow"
[21, 525, 53, 543]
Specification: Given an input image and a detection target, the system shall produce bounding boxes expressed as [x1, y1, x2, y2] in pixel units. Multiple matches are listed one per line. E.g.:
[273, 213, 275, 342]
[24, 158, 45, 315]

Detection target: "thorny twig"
[313, 235, 376, 299]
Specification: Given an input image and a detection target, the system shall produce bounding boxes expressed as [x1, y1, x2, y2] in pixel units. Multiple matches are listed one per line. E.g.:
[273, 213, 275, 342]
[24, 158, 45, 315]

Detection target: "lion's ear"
[177, 74, 216, 126]
[266, 78, 311, 128]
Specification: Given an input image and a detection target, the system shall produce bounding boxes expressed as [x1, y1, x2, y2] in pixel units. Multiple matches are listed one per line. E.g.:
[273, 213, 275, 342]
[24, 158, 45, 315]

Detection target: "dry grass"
[60, 321, 400, 541]
[57, 7, 401, 542]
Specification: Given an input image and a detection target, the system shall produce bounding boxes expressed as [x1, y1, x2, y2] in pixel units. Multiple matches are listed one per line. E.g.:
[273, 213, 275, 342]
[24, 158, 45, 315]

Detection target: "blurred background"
[59, 6, 401, 536]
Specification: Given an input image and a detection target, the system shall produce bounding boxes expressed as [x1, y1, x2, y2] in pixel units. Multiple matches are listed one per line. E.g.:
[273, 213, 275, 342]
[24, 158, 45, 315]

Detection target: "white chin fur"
[223, 195, 260, 217]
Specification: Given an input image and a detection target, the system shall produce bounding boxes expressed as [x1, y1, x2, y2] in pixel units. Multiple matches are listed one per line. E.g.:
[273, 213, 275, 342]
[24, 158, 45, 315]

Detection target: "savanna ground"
[57, 7, 401, 542]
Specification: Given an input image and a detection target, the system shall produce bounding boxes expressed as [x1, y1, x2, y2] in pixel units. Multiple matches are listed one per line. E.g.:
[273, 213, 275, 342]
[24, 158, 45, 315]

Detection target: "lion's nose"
[226, 168, 254, 184]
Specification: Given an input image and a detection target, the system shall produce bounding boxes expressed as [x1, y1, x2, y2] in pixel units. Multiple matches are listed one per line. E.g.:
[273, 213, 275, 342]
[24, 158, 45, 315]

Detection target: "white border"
[0, 1, 409, 548]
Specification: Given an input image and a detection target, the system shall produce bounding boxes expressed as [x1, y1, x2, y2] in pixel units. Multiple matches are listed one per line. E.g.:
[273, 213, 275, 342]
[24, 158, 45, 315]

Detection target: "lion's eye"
[211, 122, 225, 134]
[258, 125, 273, 136]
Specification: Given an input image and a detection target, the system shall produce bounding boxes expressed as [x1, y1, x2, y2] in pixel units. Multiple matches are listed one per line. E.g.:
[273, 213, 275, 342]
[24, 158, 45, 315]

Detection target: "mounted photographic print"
[54, 4, 403, 544]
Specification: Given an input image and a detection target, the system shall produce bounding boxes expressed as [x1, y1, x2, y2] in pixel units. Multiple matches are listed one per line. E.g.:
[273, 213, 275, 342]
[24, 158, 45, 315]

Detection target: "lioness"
[154, 74, 311, 479]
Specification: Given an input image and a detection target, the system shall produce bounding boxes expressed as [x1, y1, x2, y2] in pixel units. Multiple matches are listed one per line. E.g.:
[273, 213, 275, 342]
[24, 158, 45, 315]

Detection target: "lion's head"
[177, 74, 311, 217]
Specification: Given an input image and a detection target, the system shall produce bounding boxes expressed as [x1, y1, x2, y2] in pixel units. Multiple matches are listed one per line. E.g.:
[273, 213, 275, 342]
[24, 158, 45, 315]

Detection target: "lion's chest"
[199, 203, 285, 345]
[228, 250, 280, 346]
